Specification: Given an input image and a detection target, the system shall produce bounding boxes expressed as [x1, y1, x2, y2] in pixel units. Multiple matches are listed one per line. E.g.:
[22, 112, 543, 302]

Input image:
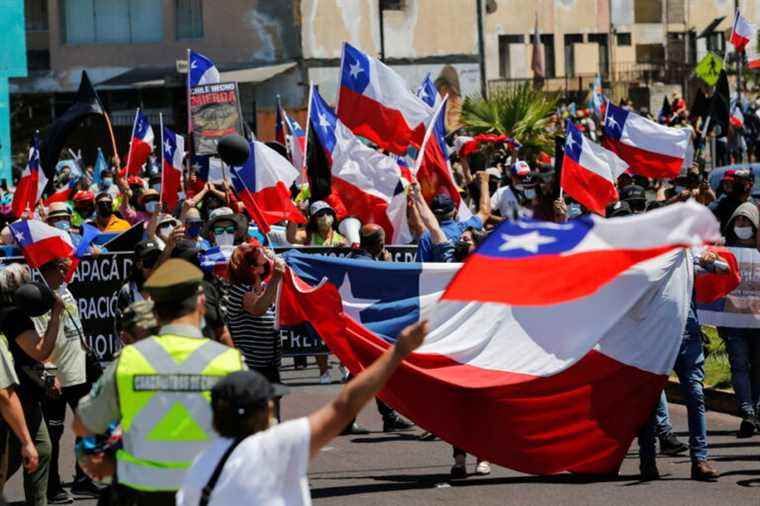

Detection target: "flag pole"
[159, 113, 164, 209]
[103, 109, 120, 170]
[124, 108, 139, 176]
[185, 49, 193, 199]
[301, 84, 315, 188]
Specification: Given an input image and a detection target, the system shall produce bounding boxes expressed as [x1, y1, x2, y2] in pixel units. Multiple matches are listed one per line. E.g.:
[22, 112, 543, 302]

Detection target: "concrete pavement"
[4, 359, 759, 505]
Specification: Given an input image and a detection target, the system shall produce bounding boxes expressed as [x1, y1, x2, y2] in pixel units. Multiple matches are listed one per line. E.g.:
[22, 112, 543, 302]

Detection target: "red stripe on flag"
[443, 246, 678, 306]
[126, 139, 152, 176]
[255, 183, 306, 225]
[560, 155, 619, 216]
[331, 176, 395, 241]
[338, 86, 425, 155]
[417, 129, 461, 208]
[161, 161, 182, 211]
[238, 187, 272, 235]
[21, 236, 74, 268]
[12, 174, 37, 218]
[602, 137, 682, 179]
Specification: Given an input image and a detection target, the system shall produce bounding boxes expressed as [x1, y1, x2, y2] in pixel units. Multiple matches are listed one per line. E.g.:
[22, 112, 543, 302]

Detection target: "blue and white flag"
[188, 50, 220, 87]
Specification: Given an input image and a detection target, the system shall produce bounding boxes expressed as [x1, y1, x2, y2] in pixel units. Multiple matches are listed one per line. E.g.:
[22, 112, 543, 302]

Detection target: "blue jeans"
[655, 391, 673, 437]
[639, 335, 708, 463]
[673, 335, 708, 461]
[721, 333, 760, 417]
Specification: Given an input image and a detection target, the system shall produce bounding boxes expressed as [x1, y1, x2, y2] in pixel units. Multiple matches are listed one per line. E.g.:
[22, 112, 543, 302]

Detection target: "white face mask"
[152, 184, 161, 193]
[734, 225, 754, 240]
[215, 232, 235, 247]
[158, 224, 174, 240]
[524, 188, 537, 200]
[145, 201, 159, 213]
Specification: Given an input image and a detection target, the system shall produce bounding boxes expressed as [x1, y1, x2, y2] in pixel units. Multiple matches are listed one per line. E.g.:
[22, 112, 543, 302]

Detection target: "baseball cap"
[430, 193, 455, 215]
[134, 239, 161, 267]
[511, 160, 531, 177]
[211, 370, 289, 415]
[619, 184, 646, 202]
[73, 190, 94, 203]
[733, 168, 753, 182]
[309, 200, 334, 216]
[47, 202, 72, 219]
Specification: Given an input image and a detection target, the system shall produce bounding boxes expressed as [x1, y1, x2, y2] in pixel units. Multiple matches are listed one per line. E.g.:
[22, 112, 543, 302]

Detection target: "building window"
[380, 0, 405, 10]
[176, 0, 203, 40]
[61, 0, 163, 44]
[635, 43, 664, 63]
[616, 32, 631, 46]
[540, 34, 556, 78]
[634, 0, 662, 23]
[498, 34, 524, 78]
[564, 33, 583, 77]
[25, 0, 48, 31]
[588, 33, 609, 76]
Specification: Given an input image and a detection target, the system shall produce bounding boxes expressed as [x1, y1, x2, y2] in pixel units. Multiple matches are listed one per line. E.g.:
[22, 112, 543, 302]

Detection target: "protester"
[287, 200, 347, 247]
[717, 202, 760, 437]
[709, 168, 754, 234]
[176, 320, 428, 506]
[90, 192, 130, 233]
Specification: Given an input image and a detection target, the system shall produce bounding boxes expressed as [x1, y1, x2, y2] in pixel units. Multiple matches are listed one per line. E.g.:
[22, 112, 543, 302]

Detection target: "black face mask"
[97, 202, 113, 218]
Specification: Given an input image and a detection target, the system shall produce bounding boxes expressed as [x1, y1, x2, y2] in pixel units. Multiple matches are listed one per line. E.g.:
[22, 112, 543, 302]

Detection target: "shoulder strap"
[199, 436, 246, 506]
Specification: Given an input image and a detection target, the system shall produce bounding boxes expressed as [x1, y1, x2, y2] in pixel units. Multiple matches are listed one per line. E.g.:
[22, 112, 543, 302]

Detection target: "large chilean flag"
[602, 102, 690, 179]
[125, 109, 154, 176]
[561, 119, 628, 216]
[279, 203, 718, 474]
[309, 85, 411, 244]
[230, 139, 306, 230]
[337, 43, 432, 155]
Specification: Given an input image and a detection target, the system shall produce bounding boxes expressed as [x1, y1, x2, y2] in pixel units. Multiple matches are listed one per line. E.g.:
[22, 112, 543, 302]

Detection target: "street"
[4, 359, 759, 505]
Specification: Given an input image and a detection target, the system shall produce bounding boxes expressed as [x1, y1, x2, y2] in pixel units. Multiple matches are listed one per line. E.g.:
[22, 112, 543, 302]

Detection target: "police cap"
[143, 258, 203, 303]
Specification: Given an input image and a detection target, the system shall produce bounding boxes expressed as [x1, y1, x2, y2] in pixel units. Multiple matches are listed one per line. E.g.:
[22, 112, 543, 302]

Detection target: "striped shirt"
[226, 283, 281, 369]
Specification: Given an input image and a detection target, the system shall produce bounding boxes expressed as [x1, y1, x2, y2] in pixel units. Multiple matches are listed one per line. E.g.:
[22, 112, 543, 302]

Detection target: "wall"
[0, 0, 27, 182]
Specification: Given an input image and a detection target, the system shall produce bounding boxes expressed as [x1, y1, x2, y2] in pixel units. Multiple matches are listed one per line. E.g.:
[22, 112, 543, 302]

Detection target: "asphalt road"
[5, 359, 759, 505]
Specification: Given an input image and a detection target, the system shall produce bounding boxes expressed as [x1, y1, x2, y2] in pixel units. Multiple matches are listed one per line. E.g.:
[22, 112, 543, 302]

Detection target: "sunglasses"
[213, 225, 236, 235]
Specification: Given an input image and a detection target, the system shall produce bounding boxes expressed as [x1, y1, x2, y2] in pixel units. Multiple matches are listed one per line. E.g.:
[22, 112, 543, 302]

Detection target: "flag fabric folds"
[416, 74, 441, 108]
[125, 110, 154, 176]
[602, 101, 691, 179]
[278, 244, 695, 475]
[39, 71, 106, 179]
[337, 42, 432, 155]
[694, 247, 741, 304]
[161, 127, 184, 211]
[9, 219, 74, 268]
[93, 148, 108, 187]
[730, 10, 755, 52]
[230, 139, 305, 231]
[188, 50, 220, 87]
[12, 135, 47, 218]
[414, 96, 467, 217]
[443, 200, 719, 306]
[309, 86, 411, 243]
[561, 119, 628, 216]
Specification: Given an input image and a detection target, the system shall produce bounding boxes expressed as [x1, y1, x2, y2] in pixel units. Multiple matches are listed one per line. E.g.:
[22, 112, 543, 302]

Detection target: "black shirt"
[0, 305, 41, 398]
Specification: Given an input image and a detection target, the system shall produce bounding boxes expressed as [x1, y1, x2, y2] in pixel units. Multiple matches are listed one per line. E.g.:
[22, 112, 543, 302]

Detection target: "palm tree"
[461, 83, 558, 159]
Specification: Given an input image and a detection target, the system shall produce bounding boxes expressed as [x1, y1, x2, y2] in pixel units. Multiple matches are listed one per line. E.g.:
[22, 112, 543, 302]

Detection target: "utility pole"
[476, 0, 488, 98]
[607, 0, 614, 83]
[378, 0, 386, 61]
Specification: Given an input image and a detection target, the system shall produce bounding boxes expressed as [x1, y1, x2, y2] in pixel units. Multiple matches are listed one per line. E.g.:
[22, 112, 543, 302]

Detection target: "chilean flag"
[230, 139, 306, 232]
[337, 43, 432, 155]
[9, 219, 74, 268]
[561, 119, 628, 216]
[188, 50, 220, 87]
[279, 104, 306, 179]
[279, 207, 715, 474]
[12, 135, 47, 218]
[694, 246, 741, 304]
[44, 179, 79, 206]
[199, 245, 234, 279]
[414, 96, 469, 218]
[730, 10, 755, 52]
[161, 127, 185, 211]
[275, 96, 287, 147]
[444, 200, 719, 306]
[125, 109, 154, 176]
[602, 101, 690, 179]
[309, 85, 411, 243]
[416, 73, 442, 109]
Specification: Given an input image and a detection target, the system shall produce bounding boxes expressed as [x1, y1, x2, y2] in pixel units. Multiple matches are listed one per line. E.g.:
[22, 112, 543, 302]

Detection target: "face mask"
[52, 220, 70, 231]
[316, 214, 334, 229]
[215, 232, 235, 247]
[145, 201, 159, 213]
[567, 203, 582, 219]
[101, 178, 113, 188]
[674, 186, 686, 194]
[152, 184, 161, 193]
[158, 224, 174, 240]
[524, 188, 537, 200]
[734, 225, 754, 240]
[97, 202, 113, 217]
[186, 222, 202, 238]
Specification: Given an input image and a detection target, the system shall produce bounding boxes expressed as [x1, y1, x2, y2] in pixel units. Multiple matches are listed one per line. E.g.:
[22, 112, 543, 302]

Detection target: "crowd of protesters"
[0, 86, 759, 505]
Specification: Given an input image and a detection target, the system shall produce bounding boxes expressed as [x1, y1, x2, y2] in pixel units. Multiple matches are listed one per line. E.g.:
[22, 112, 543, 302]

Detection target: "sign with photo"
[190, 82, 244, 155]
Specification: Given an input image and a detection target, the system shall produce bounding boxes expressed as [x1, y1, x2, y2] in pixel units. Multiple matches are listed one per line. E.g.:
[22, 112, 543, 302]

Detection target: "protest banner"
[698, 246, 760, 328]
[1, 252, 133, 361]
[190, 82, 244, 155]
[274, 245, 418, 263]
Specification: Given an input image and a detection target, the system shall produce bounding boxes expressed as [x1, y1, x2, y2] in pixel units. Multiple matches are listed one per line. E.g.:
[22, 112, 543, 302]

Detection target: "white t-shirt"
[491, 186, 531, 221]
[176, 417, 311, 506]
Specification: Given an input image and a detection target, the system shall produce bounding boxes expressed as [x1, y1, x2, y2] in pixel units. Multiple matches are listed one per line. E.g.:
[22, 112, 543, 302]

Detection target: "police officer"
[73, 259, 246, 506]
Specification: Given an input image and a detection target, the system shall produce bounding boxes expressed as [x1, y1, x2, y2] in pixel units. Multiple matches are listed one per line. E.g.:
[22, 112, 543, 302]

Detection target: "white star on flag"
[349, 60, 364, 79]
[498, 231, 557, 253]
[14, 231, 24, 243]
[191, 60, 198, 69]
[606, 115, 620, 131]
[565, 135, 577, 150]
[164, 139, 172, 155]
[338, 273, 380, 323]
[318, 113, 331, 132]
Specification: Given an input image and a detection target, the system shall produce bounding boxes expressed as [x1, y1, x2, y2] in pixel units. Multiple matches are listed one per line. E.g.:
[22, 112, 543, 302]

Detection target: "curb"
[666, 380, 739, 417]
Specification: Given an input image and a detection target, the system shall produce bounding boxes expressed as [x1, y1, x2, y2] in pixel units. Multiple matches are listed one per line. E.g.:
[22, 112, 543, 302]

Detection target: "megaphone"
[217, 134, 250, 167]
[338, 217, 361, 246]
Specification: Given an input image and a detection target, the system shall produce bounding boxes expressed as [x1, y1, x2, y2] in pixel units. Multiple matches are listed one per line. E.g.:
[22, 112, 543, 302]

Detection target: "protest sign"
[2, 252, 132, 361]
[698, 246, 760, 328]
[190, 82, 244, 155]
[274, 245, 418, 263]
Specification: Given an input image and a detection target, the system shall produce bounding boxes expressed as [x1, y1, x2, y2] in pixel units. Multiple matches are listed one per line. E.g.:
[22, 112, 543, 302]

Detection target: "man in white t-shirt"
[176, 320, 428, 506]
